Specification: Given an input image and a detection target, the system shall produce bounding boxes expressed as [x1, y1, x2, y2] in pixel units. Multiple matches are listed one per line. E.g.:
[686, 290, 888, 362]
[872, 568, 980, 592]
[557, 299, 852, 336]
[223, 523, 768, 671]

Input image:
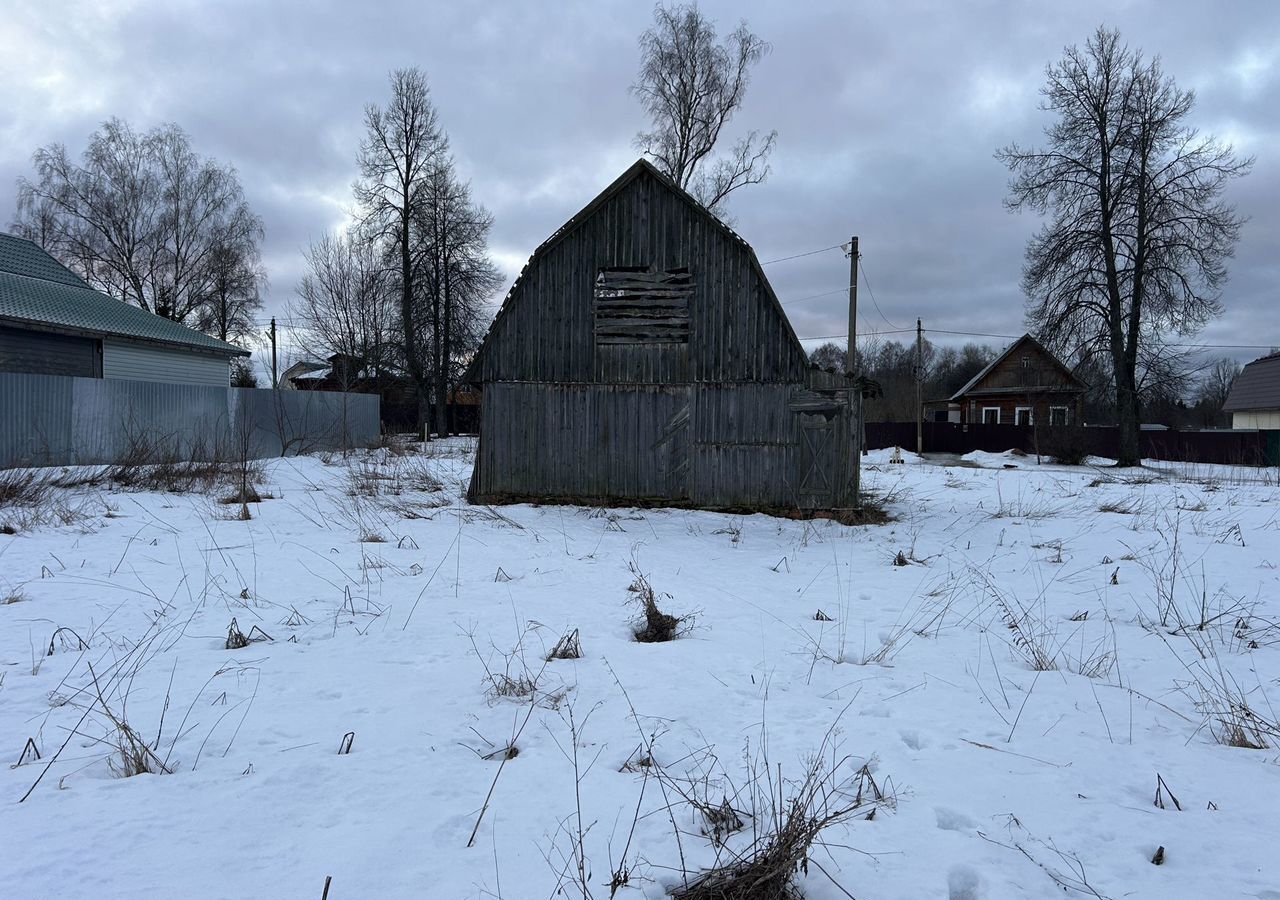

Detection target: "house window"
[1015, 407, 1032, 426]
[1049, 406, 1069, 426]
[594, 265, 692, 344]
[1020, 355, 1031, 368]
[982, 407, 1001, 424]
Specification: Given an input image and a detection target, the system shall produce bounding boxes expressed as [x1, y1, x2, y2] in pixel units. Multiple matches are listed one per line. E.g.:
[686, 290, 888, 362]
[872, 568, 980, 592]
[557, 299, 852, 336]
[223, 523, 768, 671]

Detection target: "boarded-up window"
[594, 265, 692, 344]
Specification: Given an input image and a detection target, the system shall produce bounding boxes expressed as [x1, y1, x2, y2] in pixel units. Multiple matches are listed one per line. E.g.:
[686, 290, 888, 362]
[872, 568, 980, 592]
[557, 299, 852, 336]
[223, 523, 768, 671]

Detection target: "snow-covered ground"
[2, 443, 1278, 899]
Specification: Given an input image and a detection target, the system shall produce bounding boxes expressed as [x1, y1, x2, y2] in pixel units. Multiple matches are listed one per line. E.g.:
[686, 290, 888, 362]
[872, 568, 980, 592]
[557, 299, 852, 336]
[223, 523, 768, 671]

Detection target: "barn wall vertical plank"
[465, 162, 852, 511]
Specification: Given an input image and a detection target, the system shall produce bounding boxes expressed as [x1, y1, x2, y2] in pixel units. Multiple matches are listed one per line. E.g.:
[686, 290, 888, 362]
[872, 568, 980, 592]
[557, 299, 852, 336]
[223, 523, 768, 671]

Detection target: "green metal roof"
[0, 234, 93, 288]
[0, 233, 247, 356]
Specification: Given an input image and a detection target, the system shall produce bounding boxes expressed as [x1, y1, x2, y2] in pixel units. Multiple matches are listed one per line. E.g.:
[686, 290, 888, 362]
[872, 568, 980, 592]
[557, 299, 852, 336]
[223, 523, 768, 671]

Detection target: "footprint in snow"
[947, 865, 986, 900]
[935, 807, 977, 832]
[899, 729, 928, 751]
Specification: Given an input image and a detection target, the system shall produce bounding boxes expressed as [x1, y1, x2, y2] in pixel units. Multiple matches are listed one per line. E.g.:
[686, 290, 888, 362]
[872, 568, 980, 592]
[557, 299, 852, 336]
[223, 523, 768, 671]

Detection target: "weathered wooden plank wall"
[468, 161, 854, 511]
[470, 166, 808, 387]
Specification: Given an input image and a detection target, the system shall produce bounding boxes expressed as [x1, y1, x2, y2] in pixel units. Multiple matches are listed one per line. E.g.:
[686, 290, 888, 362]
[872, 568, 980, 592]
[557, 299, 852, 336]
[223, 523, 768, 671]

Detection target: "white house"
[1223, 352, 1280, 429]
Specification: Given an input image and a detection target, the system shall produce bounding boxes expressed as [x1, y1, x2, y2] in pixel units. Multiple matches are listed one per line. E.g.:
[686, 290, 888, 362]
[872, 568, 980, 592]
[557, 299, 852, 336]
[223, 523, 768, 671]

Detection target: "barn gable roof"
[466, 158, 806, 382]
[1223, 352, 1280, 412]
[948, 333, 1085, 401]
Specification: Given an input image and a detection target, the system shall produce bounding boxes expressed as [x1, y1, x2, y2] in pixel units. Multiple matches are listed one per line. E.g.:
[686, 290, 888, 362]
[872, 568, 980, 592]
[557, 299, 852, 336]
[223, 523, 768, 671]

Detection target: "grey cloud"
[1, 0, 1276, 365]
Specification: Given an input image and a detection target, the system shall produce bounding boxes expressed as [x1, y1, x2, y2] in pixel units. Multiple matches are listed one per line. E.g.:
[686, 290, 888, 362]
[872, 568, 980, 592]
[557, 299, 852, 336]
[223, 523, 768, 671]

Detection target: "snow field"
[2, 442, 1278, 899]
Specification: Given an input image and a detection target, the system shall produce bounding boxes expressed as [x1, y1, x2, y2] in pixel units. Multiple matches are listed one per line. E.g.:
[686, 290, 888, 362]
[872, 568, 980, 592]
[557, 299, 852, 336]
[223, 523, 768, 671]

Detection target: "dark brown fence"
[865, 422, 1278, 466]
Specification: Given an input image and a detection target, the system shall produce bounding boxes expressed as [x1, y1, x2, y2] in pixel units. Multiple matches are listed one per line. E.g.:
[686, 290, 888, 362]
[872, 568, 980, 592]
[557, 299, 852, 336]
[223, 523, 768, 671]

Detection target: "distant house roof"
[1223, 352, 1280, 412]
[0, 233, 248, 357]
[948, 333, 1085, 401]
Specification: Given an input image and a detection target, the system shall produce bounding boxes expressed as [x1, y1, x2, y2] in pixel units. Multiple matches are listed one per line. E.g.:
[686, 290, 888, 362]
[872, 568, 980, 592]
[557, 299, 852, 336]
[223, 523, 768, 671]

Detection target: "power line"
[780, 285, 855, 306]
[759, 244, 845, 266]
[798, 329, 915, 342]
[856, 259, 902, 331]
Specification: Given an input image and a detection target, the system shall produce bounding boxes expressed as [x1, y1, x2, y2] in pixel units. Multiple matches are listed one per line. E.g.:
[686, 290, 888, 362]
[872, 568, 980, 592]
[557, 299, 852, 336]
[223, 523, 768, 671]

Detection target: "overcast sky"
[2, 0, 1276, 371]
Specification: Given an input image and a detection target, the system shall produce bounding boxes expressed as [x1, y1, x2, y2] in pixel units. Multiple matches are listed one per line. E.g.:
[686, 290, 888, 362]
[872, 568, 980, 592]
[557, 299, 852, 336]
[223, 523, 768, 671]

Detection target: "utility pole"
[845, 236, 860, 510]
[268, 317, 278, 390]
[915, 318, 924, 456]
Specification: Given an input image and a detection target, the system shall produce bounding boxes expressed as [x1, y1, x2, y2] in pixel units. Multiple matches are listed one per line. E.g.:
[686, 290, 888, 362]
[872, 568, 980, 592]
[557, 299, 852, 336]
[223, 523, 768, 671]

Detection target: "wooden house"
[932, 333, 1085, 425]
[464, 159, 858, 512]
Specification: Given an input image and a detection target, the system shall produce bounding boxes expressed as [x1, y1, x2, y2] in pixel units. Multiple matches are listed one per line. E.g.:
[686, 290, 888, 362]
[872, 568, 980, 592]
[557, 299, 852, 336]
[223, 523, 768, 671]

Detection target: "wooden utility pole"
[915, 318, 924, 456]
[269, 317, 278, 390]
[846, 237, 861, 509]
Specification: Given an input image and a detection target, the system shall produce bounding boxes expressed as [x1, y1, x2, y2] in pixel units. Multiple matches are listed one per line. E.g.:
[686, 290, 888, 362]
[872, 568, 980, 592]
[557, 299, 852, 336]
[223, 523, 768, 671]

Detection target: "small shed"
[1223, 352, 1280, 430]
[465, 159, 858, 513]
[934, 333, 1085, 425]
[0, 233, 247, 385]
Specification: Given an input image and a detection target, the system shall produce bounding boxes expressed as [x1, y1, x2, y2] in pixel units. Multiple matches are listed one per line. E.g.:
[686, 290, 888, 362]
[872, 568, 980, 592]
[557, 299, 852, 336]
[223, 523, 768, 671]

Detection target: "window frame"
[1048, 406, 1069, 426]
[981, 406, 1001, 425]
[1015, 406, 1033, 426]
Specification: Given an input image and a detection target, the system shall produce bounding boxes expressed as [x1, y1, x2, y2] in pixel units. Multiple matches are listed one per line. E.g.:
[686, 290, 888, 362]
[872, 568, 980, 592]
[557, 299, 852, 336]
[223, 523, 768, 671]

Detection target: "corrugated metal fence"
[0, 373, 380, 468]
[865, 421, 1278, 466]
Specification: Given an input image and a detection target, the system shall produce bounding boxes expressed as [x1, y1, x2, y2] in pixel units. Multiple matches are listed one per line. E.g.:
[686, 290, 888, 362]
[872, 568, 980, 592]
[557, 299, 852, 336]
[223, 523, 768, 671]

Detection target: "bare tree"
[1195, 356, 1242, 426]
[998, 27, 1251, 466]
[197, 217, 267, 344]
[413, 158, 503, 437]
[808, 342, 846, 371]
[632, 3, 777, 214]
[292, 231, 396, 390]
[13, 118, 265, 335]
[354, 68, 446, 431]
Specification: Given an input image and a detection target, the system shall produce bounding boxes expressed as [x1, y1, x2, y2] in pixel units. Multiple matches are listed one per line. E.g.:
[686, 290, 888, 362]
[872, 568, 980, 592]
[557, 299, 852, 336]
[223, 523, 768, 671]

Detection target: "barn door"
[796, 412, 841, 508]
[653, 400, 691, 500]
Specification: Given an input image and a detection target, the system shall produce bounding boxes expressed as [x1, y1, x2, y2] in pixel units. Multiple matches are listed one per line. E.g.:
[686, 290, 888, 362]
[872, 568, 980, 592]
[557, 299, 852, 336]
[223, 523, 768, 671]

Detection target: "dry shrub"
[1040, 425, 1090, 466]
[673, 755, 889, 900]
[104, 429, 265, 498]
[630, 569, 686, 643]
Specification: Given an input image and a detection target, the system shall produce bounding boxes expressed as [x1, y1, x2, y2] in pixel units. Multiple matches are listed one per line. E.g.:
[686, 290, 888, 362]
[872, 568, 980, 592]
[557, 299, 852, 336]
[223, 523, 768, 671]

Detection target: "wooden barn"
[465, 159, 859, 513]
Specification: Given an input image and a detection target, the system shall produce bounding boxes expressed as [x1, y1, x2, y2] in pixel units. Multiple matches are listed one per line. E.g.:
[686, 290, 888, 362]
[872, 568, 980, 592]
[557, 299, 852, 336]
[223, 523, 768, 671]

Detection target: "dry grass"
[546, 628, 582, 661]
[0, 468, 92, 534]
[1098, 496, 1145, 515]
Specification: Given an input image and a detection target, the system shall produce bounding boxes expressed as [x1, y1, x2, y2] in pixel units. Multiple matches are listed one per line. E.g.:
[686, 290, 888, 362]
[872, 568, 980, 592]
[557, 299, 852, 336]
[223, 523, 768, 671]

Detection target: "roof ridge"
[0, 265, 103, 293]
[0, 232, 95, 289]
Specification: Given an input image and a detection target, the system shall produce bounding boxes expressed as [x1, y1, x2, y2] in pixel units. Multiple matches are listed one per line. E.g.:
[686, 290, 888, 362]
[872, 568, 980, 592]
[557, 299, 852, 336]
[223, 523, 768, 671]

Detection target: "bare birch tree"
[13, 118, 265, 335]
[353, 67, 445, 430]
[998, 27, 1251, 466]
[632, 3, 777, 214]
